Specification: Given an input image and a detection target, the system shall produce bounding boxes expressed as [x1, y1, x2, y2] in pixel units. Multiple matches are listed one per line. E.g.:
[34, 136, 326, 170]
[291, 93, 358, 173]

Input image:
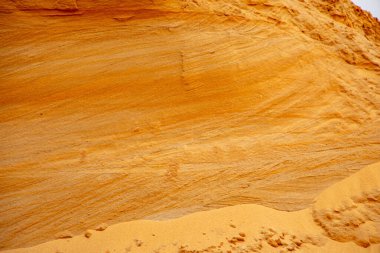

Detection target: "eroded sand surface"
[3, 163, 380, 253]
[0, 0, 379, 251]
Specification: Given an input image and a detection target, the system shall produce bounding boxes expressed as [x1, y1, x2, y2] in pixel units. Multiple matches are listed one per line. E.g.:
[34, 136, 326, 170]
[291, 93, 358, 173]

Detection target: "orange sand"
[2, 162, 379, 253]
[0, 0, 379, 252]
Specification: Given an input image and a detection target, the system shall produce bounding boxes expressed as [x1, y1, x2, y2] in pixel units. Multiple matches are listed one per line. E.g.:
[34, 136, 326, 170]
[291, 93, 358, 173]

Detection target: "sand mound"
[2, 163, 379, 253]
[312, 162, 380, 247]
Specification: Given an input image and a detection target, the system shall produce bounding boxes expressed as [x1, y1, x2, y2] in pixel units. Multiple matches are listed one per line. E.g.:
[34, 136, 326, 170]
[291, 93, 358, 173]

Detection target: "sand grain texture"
[0, 0, 380, 251]
[2, 163, 380, 253]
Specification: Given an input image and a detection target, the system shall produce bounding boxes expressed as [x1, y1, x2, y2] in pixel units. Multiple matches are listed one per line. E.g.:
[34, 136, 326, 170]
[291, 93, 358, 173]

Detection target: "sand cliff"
[0, 0, 379, 251]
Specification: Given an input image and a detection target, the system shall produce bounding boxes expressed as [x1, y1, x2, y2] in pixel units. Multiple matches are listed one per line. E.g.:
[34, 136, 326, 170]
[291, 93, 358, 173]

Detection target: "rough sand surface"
[2, 162, 379, 253]
[1, 0, 380, 250]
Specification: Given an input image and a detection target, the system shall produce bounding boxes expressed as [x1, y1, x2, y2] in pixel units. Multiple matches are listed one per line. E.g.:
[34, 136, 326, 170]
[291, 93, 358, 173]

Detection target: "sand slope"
[313, 162, 380, 248]
[2, 162, 379, 253]
[1, 0, 380, 250]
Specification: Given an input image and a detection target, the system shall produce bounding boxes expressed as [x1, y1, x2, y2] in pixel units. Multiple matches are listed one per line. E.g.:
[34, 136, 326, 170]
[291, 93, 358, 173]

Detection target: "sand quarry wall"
[0, 0, 380, 250]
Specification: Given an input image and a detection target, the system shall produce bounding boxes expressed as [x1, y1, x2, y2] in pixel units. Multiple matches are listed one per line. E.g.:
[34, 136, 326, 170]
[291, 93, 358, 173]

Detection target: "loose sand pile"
[2, 162, 379, 253]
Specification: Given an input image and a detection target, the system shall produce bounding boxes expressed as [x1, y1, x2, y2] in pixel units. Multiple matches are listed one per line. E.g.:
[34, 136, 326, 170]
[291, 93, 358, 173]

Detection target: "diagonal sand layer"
[0, 0, 379, 250]
[2, 162, 379, 253]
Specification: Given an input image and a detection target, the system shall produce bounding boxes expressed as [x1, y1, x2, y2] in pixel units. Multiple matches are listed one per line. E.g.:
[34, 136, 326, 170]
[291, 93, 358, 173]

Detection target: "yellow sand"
[1, 0, 380, 251]
[3, 162, 379, 253]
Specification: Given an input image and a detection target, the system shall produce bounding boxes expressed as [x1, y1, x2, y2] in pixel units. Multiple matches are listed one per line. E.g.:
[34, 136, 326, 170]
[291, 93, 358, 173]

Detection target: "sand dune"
[2, 162, 379, 253]
[0, 0, 379, 251]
